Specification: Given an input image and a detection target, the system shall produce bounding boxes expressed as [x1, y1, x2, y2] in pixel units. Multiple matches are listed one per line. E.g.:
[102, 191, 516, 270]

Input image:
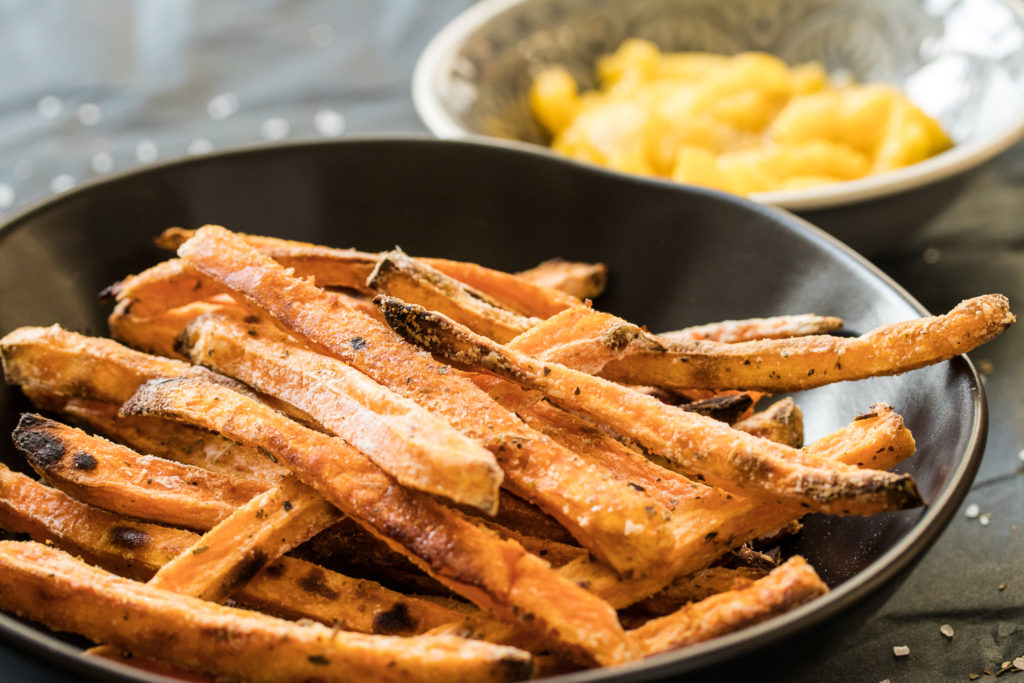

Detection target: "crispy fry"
[179, 310, 503, 514]
[368, 249, 538, 343]
[102, 258, 229, 319]
[0, 541, 533, 683]
[177, 225, 675, 576]
[0, 324, 197, 404]
[12, 414, 266, 529]
[110, 296, 241, 359]
[554, 403, 917, 609]
[148, 475, 340, 602]
[639, 565, 771, 615]
[659, 314, 844, 344]
[601, 296, 1016, 391]
[23, 390, 287, 485]
[516, 258, 607, 299]
[0, 463, 193, 579]
[158, 227, 580, 318]
[377, 296, 923, 515]
[732, 398, 805, 448]
[628, 556, 828, 656]
[0, 464, 466, 635]
[122, 376, 634, 667]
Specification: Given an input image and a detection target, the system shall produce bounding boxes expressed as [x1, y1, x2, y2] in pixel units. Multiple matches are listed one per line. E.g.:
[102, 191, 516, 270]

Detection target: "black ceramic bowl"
[0, 137, 985, 682]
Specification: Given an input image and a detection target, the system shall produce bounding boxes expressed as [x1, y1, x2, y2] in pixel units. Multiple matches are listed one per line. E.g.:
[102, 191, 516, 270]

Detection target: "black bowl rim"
[0, 135, 988, 682]
[411, 0, 1024, 211]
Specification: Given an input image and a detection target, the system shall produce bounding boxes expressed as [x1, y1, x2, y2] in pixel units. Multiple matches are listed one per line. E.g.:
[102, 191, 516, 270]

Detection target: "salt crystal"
[1017, 448, 1024, 464]
[135, 139, 159, 163]
[893, 645, 910, 657]
[940, 624, 954, 638]
[207, 93, 239, 121]
[965, 503, 980, 519]
[37, 95, 62, 119]
[1014, 657, 1024, 670]
[314, 108, 345, 137]
[979, 513, 991, 527]
[0, 183, 14, 210]
[50, 174, 75, 193]
[261, 117, 290, 141]
[76, 102, 102, 126]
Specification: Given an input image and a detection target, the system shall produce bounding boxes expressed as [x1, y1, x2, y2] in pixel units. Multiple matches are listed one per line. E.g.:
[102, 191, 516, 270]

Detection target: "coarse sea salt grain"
[979, 513, 992, 527]
[1014, 657, 1024, 670]
[940, 624, 954, 638]
[261, 117, 290, 141]
[90, 151, 114, 174]
[1018, 448, 1024, 464]
[893, 645, 910, 657]
[50, 174, 75, 192]
[965, 503, 980, 519]
[187, 138, 214, 155]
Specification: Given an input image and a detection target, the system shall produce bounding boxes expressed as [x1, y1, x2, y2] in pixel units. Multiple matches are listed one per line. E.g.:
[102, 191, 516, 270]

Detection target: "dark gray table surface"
[0, 2, 1021, 681]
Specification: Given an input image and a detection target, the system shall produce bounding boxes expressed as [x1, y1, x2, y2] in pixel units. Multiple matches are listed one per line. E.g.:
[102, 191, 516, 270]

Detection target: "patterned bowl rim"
[413, 0, 1024, 210]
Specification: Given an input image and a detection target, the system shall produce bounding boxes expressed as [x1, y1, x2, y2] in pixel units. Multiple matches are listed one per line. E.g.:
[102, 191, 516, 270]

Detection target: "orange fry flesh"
[628, 556, 828, 656]
[0, 464, 465, 635]
[12, 413, 266, 529]
[147, 475, 340, 603]
[368, 248, 539, 342]
[516, 258, 608, 300]
[659, 313, 844, 344]
[376, 296, 923, 516]
[601, 297, 1015, 391]
[176, 225, 676, 576]
[179, 309, 503, 514]
[122, 376, 634, 667]
[0, 541, 533, 683]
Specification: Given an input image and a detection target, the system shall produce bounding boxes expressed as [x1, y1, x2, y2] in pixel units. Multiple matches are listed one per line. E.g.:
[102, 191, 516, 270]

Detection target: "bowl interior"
[0, 138, 984, 680]
[416, 0, 1024, 191]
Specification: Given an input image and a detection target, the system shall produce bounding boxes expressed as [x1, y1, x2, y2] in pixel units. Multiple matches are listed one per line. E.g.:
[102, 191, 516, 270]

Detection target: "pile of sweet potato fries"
[0, 225, 1014, 681]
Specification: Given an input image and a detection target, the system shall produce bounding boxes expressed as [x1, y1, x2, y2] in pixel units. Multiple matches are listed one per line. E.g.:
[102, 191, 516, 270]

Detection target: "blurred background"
[0, 1, 1022, 682]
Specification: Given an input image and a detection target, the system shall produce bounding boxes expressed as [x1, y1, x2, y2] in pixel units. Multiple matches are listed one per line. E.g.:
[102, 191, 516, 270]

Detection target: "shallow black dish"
[0, 137, 985, 682]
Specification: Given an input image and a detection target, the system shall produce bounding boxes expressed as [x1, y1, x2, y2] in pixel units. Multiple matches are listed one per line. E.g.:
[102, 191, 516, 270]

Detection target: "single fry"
[177, 225, 676, 576]
[179, 309, 503, 514]
[23, 390, 287, 485]
[659, 313, 844, 344]
[122, 376, 635, 667]
[602, 296, 1016, 391]
[147, 475, 340, 603]
[516, 258, 608, 299]
[158, 227, 580, 318]
[628, 556, 828, 656]
[368, 249, 538, 342]
[0, 541, 533, 683]
[12, 413, 266, 529]
[377, 296, 923, 515]
[732, 397, 805, 448]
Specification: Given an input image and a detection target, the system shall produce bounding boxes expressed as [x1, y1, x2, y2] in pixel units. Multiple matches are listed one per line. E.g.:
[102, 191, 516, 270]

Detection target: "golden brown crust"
[659, 314, 844, 344]
[177, 225, 676, 576]
[0, 464, 466, 635]
[179, 310, 503, 514]
[516, 258, 608, 300]
[0, 541, 534, 683]
[12, 414, 266, 529]
[368, 249, 538, 343]
[627, 556, 828, 656]
[732, 398, 805, 448]
[376, 296, 923, 516]
[147, 476, 340, 603]
[602, 295, 1016, 391]
[122, 376, 634, 667]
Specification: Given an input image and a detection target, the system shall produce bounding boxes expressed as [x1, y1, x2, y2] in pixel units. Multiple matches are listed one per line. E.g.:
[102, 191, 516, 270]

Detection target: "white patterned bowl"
[414, 0, 1024, 254]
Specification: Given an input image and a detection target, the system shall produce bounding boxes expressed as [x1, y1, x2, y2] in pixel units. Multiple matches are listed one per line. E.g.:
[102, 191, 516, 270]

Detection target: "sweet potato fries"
[0, 223, 1013, 682]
